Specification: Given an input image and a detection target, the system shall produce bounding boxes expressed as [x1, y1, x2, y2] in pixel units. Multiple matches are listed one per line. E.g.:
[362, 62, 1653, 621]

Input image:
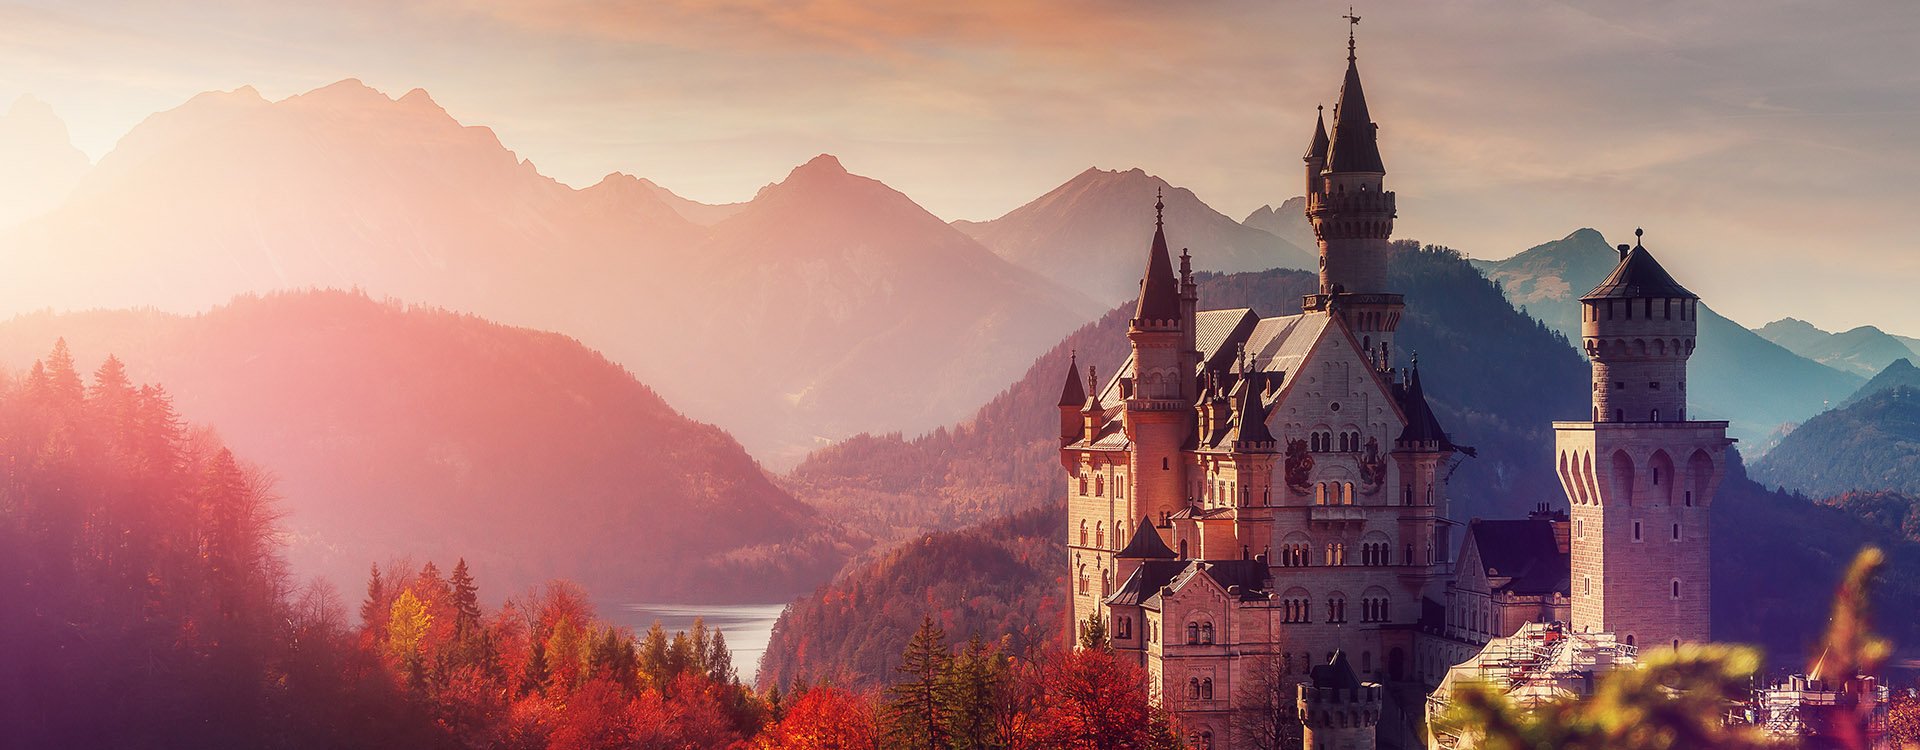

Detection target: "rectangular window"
[1583, 576, 1591, 595]
[1575, 519, 1584, 538]
[1632, 521, 1643, 542]
[1650, 382, 1660, 390]
[1673, 523, 1681, 541]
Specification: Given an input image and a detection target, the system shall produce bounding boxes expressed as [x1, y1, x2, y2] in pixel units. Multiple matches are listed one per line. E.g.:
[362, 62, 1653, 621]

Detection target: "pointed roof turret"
[1306, 105, 1330, 161]
[1324, 36, 1385, 174]
[1057, 351, 1086, 407]
[1583, 228, 1697, 300]
[1134, 189, 1181, 321]
[1395, 356, 1452, 448]
[1117, 517, 1177, 559]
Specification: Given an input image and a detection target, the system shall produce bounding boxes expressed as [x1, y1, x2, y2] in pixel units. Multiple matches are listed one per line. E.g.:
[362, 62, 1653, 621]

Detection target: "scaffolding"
[1425, 622, 1639, 749]
[1751, 672, 1891, 747]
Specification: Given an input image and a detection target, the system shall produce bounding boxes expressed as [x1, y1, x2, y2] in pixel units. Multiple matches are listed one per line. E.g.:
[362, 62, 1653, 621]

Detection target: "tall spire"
[1133, 190, 1180, 321]
[1306, 105, 1330, 161]
[1325, 11, 1385, 174]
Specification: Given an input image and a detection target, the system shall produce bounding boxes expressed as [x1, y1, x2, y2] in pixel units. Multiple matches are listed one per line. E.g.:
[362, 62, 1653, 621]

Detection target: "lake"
[614, 602, 789, 683]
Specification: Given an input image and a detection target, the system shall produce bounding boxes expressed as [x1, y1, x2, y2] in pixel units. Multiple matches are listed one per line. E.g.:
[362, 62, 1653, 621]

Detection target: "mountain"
[0, 80, 1098, 467]
[662, 154, 1101, 466]
[0, 291, 860, 602]
[1240, 197, 1318, 252]
[0, 95, 90, 228]
[638, 176, 749, 226]
[1754, 318, 1920, 378]
[954, 167, 1315, 303]
[1845, 358, 1920, 407]
[1476, 228, 1864, 449]
[788, 242, 1585, 548]
[1749, 386, 1920, 499]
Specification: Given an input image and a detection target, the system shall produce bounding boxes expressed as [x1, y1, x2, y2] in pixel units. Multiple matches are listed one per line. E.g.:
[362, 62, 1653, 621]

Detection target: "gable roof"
[1116, 518, 1177, 560]
[1462, 518, 1570, 597]
[1107, 560, 1187, 608]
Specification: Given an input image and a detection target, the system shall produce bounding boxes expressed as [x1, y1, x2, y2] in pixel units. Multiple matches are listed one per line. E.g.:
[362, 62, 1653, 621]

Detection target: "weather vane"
[1344, 7, 1361, 60]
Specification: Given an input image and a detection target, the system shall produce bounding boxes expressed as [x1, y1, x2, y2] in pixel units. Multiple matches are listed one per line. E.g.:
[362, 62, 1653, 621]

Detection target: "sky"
[1, 0, 1916, 335]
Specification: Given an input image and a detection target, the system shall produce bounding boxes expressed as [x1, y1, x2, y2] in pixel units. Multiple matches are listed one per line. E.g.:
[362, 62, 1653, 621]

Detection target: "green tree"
[944, 636, 1008, 749]
[360, 563, 386, 632]
[885, 616, 958, 750]
[1077, 613, 1109, 652]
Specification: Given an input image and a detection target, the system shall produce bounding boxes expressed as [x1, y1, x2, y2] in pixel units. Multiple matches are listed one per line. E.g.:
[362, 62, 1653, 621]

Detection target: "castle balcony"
[1552, 420, 1732, 432]
[1126, 398, 1191, 412]
[1306, 189, 1397, 216]
[1308, 505, 1367, 523]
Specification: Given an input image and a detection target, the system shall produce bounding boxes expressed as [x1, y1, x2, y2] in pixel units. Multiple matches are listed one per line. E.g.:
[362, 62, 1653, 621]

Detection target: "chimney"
[1617, 243, 1630, 260]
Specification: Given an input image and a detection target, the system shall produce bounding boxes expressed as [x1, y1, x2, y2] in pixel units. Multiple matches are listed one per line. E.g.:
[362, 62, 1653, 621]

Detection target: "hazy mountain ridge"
[1240, 196, 1318, 252]
[1754, 317, 1920, 378]
[1476, 228, 1865, 450]
[0, 290, 861, 602]
[954, 167, 1315, 303]
[0, 94, 90, 228]
[0, 80, 1097, 468]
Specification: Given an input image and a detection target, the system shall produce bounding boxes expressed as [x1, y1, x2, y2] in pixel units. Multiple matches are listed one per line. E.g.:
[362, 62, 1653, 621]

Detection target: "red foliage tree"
[758, 686, 880, 750]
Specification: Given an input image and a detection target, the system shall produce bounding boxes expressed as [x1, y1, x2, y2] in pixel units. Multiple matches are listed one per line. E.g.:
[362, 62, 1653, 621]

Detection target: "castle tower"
[1126, 193, 1195, 523]
[1297, 651, 1381, 750]
[1303, 26, 1403, 370]
[1391, 361, 1453, 585]
[1557, 230, 1732, 651]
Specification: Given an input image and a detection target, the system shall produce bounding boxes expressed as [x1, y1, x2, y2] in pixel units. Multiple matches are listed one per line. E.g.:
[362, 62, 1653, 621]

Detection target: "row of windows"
[1584, 296, 1696, 322]
[1278, 594, 1388, 624]
[1308, 429, 1365, 453]
[1275, 542, 1415, 567]
[1076, 472, 1126, 499]
[1573, 519, 1687, 541]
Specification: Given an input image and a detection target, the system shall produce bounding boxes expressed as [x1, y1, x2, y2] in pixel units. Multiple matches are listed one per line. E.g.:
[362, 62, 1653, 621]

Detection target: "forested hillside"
[1750, 386, 1920, 498]
[756, 504, 1068, 690]
[0, 292, 858, 602]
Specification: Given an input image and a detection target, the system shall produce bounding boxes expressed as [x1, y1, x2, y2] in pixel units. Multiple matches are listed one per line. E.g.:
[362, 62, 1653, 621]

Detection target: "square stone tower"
[1555, 231, 1733, 651]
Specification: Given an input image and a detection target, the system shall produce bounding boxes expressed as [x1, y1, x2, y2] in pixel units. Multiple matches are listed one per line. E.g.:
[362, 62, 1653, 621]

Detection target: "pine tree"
[360, 564, 386, 632]
[707, 628, 736, 685]
[43, 339, 84, 407]
[638, 621, 672, 689]
[449, 558, 481, 626]
[944, 636, 1008, 749]
[885, 616, 957, 750]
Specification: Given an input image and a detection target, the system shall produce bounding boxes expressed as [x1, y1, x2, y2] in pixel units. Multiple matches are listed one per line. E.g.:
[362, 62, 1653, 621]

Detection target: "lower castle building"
[1058, 25, 1729, 750]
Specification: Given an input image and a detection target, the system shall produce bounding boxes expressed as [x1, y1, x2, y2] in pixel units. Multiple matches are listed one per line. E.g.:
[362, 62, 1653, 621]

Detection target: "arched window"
[1343, 482, 1355, 505]
[1078, 565, 1088, 594]
[1188, 677, 1201, 699]
[1079, 521, 1088, 546]
[1651, 408, 1660, 422]
[1095, 523, 1104, 548]
[1187, 622, 1199, 644]
[1200, 622, 1214, 644]
[1201, 678, 1213, 700]
[1672, 579, 1682, 599]
[1102, 570, 1112, 596]
[1178, 539, 1189, 559]
[1095, 475, 1104, 496]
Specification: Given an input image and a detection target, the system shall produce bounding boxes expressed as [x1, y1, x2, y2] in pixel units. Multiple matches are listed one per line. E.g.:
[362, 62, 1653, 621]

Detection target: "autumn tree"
[1015, 646, 1179, 750]
[759, 686, 881, 750]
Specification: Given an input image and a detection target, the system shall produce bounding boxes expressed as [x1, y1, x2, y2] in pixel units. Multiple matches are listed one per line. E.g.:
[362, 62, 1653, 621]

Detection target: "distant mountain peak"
[795, 153, 847, 175]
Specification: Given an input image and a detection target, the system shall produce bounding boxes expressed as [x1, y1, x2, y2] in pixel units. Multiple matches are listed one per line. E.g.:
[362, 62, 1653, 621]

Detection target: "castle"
[1057, 24, 1730, 750]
